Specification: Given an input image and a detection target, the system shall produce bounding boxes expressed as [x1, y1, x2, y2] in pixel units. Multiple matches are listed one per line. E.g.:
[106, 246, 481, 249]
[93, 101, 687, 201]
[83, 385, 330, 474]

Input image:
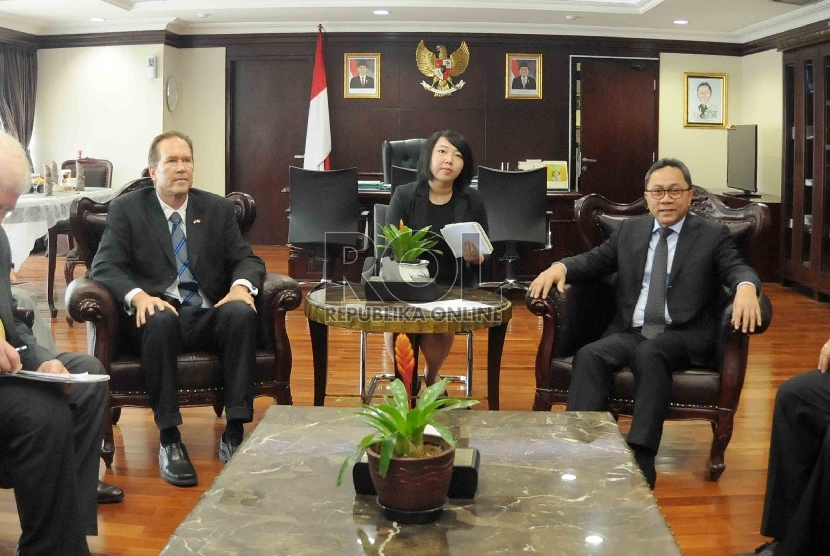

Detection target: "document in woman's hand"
[0, 370, 110, 383]
[440, 222, 493, 258]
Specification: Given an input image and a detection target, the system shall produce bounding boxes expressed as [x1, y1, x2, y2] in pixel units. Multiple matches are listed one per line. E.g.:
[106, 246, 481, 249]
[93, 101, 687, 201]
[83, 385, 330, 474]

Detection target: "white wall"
[658, 51, 782, 196]
[739, 49, 783, 194]
[31, 44, 226, 194]
[162, 46, 226, 195]
[32, 44, 164, 188]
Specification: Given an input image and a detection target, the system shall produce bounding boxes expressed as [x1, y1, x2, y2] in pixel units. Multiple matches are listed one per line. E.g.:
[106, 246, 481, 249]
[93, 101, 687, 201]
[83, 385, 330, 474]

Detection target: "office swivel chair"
[390, 165, 418, 197]
[477, 166, 549, 291]
[382, 139, 426, 185]
[287, 166, 360, 283]
[359, 203, 473, 402]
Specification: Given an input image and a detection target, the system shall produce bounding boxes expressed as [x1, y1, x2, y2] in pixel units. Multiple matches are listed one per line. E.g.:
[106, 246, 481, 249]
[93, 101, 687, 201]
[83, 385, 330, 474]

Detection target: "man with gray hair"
[0, 132, 117, 555]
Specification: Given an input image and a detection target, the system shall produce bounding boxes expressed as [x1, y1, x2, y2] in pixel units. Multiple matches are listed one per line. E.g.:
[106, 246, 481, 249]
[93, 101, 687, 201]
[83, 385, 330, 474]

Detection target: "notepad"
[440, 222, 493, 259]
[0, 370, 110, 383]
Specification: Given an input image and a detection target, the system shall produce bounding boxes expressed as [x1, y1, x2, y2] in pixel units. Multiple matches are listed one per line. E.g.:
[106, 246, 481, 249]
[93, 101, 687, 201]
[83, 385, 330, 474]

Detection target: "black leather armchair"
[382, 139, 426, 185]
[66, 191, 302, 467]
[526, 186, 773, 481]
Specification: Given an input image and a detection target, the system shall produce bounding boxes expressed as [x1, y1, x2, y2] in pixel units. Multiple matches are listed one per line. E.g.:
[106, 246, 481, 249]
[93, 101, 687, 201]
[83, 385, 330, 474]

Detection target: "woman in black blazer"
[385, 130, 488, 388]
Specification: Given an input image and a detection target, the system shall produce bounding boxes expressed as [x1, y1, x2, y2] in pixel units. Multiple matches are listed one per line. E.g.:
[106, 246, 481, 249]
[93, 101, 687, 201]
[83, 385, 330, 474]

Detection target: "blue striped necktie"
[169, 212, 203, 308]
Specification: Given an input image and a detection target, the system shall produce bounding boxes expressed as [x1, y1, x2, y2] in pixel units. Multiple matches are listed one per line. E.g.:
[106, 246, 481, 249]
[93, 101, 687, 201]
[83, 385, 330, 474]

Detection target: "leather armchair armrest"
[13, 308, 34, 329]
[65, 276, 121, 364]
[526, 281, 616, 359]
[716, 290, 773, 409]
[256, 272, 302, 351]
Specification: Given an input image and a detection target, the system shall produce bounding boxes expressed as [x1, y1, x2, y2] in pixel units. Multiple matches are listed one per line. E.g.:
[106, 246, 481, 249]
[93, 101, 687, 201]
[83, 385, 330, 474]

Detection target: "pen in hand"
[15, 346, 27, 353]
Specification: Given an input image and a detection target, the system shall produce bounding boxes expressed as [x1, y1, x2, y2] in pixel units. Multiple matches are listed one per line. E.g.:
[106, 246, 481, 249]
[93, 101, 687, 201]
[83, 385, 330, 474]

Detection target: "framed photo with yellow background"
[684, 72, 727, 128]
[344, 53, 381, 99]
[506, 53, 542, 99]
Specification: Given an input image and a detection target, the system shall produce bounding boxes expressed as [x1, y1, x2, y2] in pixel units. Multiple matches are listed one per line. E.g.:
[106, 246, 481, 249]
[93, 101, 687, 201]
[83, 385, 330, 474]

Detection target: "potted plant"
[378, 219, 441, 282]
[337, 377, 478, 521]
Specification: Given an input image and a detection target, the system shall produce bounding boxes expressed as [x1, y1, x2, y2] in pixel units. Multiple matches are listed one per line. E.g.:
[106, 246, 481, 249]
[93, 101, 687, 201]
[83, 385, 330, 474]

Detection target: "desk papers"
[0, 370, 110, 383]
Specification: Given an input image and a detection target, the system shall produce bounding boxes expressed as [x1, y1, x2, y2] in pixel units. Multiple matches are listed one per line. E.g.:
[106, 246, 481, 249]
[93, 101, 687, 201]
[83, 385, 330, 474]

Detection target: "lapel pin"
[193, 219, 201, 224]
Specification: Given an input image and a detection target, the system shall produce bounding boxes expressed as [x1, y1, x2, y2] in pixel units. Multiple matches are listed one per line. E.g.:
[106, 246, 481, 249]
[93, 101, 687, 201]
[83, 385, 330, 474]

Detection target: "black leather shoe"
[219, 433, 241, 464]
[97, 480, 124, 504]
[633, 450, 657, 490]
[159, 441, 198, 486]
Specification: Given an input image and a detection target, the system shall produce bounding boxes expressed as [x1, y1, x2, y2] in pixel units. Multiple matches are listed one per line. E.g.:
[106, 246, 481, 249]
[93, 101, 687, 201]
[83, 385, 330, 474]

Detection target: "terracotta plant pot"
[367, 435, 455, 513]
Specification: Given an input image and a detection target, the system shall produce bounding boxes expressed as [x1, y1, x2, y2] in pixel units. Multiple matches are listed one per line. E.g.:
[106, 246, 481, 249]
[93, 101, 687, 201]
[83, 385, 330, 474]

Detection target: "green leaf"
[390, 379, 410, 412]
[378, 434, 397, 477]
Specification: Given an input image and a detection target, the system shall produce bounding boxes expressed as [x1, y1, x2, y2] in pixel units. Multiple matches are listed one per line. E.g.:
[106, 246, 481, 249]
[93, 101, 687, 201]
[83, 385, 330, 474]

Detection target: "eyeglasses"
[645, 188, 691, 200]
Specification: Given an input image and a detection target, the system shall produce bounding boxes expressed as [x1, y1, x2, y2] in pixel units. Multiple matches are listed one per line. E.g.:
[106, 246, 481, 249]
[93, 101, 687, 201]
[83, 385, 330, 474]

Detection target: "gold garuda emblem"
[415, 40, 470, 97]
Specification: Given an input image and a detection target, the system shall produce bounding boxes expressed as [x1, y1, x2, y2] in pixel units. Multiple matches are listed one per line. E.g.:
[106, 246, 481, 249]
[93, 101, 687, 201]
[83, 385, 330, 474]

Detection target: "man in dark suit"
[736, 342, 830, 556]
[0, 132, 118, 554]
[529, 158, 762, 489]
[90, 131, 265, 487]
[349, 60, 375, 89]
[511, 62, 537, 90]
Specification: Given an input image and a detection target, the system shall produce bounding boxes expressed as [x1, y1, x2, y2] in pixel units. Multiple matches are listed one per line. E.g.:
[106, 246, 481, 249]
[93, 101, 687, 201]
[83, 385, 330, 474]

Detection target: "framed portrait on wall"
[344, 53, 381, 99]
[684, 72, 727, 128]
[506, 53, 542, 99]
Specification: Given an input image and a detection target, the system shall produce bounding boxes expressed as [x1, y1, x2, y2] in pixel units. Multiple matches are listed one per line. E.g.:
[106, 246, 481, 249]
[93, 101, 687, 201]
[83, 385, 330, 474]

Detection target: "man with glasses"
[529, 158, 762, 489]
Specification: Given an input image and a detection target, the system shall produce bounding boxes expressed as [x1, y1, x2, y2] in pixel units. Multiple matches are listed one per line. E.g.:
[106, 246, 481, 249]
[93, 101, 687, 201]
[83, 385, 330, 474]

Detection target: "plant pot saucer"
[377, 497, 447, 524]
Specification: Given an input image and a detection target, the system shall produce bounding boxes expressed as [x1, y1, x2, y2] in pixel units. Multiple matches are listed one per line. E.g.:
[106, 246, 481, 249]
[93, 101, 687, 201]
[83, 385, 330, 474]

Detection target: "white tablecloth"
[2, 187, 117, 270]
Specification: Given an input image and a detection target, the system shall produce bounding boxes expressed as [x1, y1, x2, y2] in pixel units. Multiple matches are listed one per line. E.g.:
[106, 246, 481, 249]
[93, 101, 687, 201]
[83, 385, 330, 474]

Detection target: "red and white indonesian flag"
[303, 28, 331, 171]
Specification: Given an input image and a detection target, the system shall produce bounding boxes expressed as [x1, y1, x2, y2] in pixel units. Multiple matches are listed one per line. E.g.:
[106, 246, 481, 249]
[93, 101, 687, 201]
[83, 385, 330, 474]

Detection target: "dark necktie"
[170, 212, 203, 308]
[641, 227, 672, 339]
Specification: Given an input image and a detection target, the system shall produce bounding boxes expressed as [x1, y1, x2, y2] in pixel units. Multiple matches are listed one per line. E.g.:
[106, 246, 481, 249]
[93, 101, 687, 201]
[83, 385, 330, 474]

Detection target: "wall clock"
[166, 75, 180, 112]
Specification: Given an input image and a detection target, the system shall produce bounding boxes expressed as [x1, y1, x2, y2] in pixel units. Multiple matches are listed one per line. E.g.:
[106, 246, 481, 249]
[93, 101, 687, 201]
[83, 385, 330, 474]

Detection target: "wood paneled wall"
[227, 33, 739, 178]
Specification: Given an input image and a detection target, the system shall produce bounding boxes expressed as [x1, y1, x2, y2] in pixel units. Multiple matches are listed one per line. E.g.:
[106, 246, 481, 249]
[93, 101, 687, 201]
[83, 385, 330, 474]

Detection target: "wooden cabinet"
[781, 45, 830, 298]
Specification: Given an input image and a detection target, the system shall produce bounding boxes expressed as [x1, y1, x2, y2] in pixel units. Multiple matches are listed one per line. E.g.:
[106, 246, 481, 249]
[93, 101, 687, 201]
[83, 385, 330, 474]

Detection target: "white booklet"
[440, 222, 493, 259]
[0, 370, 110, 383]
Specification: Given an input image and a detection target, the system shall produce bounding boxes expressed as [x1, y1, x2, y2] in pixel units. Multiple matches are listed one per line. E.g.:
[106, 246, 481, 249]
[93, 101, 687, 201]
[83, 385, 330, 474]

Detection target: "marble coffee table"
[161, 406, 680, 555]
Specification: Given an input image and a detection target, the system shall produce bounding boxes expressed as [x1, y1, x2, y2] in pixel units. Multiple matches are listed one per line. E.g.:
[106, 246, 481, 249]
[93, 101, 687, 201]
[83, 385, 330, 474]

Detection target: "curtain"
[0, 43, 37, 168]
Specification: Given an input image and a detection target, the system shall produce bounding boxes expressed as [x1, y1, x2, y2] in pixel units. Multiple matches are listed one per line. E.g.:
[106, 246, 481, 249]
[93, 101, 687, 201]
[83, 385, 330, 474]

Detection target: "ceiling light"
[674, 19, 689, 25]
[197, 13, 210, 18]
[90, 17, 105, 22]
[565, 15, 581, 20]
[374, 9, 389, 15]
[585, 535, 604, 545]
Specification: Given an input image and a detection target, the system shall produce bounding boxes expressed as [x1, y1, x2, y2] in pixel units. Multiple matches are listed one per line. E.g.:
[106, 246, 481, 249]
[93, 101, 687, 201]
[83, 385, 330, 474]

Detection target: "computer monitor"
[725, 124, 761, 198]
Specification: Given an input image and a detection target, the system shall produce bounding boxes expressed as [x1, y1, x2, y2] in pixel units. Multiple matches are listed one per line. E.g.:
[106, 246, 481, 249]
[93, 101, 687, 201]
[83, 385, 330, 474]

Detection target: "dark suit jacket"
[349, 75, 374, 89]
[90, 187, 265, 309]
[386, 180, 488, 237]
[561, 213, 761, 366]
[511, 76, 537, 90]
[0, 228, 55, 369]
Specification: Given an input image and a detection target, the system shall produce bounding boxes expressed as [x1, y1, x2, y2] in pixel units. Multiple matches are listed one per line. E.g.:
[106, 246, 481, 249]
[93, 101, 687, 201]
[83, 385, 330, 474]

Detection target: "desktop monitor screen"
[726, 124, 759, 197]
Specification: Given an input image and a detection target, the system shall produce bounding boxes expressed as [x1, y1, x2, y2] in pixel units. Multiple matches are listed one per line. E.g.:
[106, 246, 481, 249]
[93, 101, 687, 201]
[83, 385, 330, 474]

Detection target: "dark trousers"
[761, 370, 830, 555]
[0, 352, 107, 556]
[566, 330, 691, 453]
[125, 301, 258, 431]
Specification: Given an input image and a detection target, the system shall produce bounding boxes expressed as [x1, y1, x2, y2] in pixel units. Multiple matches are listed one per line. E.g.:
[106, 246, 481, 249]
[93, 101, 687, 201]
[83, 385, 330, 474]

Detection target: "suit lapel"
[453, 189, 469, 223]
[411, 182, 430, 229]
[631, 217, 653, 287]
[186, 194, 205, 271]
[668, 214, 699, 286]
[143, 191, 177, 269]
[0, 229, 20, 344]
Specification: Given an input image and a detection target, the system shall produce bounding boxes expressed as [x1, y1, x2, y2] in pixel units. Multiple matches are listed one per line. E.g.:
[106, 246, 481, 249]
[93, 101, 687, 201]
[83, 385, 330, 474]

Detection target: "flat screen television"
[725, 124, 761, 198]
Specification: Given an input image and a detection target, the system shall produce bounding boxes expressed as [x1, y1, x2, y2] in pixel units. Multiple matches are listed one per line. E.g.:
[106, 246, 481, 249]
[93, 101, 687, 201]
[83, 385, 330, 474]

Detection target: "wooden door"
[575, 58, 659, 203]
[228, 55, 312, 245]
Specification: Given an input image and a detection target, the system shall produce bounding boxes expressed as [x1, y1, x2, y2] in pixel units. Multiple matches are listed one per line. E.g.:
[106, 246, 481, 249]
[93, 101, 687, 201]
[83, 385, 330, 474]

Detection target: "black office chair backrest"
[382, 138, 427, 185]
[390, 165, 418, 197]
[477, 166, 548, 246]
[287, 166, 360, 248]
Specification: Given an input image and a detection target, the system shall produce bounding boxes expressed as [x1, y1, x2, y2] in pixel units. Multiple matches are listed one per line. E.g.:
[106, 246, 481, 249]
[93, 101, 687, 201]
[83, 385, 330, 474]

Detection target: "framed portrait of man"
[684, 72, 727, 128]
[506, 54, 542, 99]
[344, 53, 381, 99]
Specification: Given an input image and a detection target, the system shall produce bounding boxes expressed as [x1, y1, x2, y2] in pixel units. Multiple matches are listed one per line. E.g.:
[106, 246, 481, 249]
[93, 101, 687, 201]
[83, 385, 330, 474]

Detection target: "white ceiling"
[0, 0, 828, 43]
